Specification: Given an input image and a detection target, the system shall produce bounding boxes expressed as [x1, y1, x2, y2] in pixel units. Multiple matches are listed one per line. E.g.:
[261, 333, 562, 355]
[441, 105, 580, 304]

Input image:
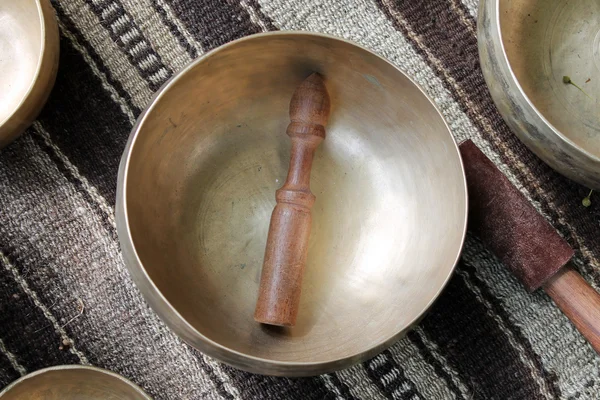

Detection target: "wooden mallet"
[254, 73, 330, 326]
[460, 139, 600, 353]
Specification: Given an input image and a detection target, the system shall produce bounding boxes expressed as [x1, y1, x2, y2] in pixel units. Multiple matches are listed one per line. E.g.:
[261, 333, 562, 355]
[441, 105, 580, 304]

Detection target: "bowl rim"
[116, 30, 468, 375]
[0, 0, 50, 128]
[0, 365, 152, 399]
[492, 0, 600, 162]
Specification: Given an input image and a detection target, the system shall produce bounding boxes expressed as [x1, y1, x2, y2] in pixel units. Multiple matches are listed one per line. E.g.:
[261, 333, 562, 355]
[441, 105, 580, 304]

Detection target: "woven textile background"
[1, 0, 599, 398]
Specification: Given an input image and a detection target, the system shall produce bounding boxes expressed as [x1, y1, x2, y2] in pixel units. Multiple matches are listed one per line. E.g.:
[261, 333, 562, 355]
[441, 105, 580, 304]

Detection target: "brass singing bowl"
[0, 365, 151, 399]
[116, 32, 467, 376]
[479, 0, 600, 189]
[0, 0, 59, 148]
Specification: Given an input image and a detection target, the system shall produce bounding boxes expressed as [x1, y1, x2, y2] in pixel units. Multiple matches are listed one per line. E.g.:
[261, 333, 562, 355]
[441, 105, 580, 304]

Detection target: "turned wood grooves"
[254, 73, 330, 326]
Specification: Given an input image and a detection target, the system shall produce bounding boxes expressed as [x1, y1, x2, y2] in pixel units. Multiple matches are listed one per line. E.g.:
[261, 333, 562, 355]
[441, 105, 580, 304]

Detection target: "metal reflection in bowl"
[116, 32, 467, 376]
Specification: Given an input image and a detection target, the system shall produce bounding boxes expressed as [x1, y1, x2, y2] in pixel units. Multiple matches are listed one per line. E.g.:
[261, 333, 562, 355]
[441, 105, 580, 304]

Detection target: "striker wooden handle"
[254, 73, 330, 326]
[543, 265, 600, 354]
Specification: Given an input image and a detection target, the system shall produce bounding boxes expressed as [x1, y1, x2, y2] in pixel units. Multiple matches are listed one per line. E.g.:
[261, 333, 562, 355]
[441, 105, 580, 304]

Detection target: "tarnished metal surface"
[478, 0, 600, 189]
[116, 32, 467, 376]
[0, 0, 59, 148]
[0, 366, 152, 399]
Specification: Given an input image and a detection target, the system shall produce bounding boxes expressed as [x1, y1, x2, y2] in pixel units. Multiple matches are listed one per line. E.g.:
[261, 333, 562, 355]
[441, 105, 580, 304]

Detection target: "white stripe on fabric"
[455, 269, 554, 400]
[381, 368, 399, 386]
[58, 0, 154, 108]
[335, 364, 388, 400]
[388, 336, 465, 399]
[120, 26, 141, 45]
[369, 354, 386, 370]
[462, 237, 600, 399]
[100, 2, 119, 19]
[129, 40, 148, 56]
[154, 0, 205, 56]
[32, 123, 116, 227]
[56, 20, 137, 125]
[449, 0, 476, 34]
[0, 250, 89, 365]
[110, 14, 131, 33]
[137, 53, 159, 70]
[239, 0, 270, 31]
[148, 67, 170, 83]
[412, 327, 472, 399]
[0, 338, 27, 376]
[321, 375, 345, 400]
[391, 381, 412, 399]
[120, 0, 193, 71]
[460, 0, 478, 18]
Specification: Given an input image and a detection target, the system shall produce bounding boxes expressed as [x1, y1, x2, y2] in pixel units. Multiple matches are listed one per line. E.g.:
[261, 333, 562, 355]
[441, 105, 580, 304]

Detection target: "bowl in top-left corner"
[0, 0, 59, 148]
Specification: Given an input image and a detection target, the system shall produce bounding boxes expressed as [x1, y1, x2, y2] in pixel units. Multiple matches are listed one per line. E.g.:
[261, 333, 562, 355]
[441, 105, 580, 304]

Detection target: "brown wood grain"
[254, 73, 330, 326]
[543, 265, 600, 354]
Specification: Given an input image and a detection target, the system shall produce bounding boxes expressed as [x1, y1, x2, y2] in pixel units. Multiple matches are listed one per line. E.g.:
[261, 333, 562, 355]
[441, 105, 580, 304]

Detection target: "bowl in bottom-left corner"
[0, 365, 152, 399]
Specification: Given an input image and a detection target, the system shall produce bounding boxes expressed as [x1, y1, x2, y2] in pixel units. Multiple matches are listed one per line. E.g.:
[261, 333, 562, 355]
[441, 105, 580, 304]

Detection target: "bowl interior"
[0, 367, 149, 399]
[124, 34, 466, 366]
[500, 0, 600, 158]
[0, 0, 43, 125]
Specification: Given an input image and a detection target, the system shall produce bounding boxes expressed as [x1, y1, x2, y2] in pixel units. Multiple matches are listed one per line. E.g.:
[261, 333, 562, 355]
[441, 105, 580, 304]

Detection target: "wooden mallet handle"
[543, 265, 600, 354]
[254, 73, 330, 326]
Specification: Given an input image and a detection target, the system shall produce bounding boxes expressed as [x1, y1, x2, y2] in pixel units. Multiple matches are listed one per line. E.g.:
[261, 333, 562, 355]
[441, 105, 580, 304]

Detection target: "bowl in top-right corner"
[478, 0, 600, 190]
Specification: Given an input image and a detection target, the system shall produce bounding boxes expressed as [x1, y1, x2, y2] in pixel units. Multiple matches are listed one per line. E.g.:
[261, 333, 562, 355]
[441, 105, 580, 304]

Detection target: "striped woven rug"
[1, 0, 599, 399]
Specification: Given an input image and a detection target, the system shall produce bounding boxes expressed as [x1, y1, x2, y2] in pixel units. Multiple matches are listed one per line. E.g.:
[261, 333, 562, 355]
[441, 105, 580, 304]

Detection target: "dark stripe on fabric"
[84, 0, 173, 91]
[327, 373, 358, 400]
[223, 365, 332, 400]
[376, 0, 600, 286]
[151, 0, 199, 59]
[363, 350, 424, 400]
[406, 331, 468, 400]
[459, 262, 562, 398]
[0, 350, 20, 389]
[164, 0, 262, 50]
[0, 250, 81, 373]
[0, 266, 81, 370]
[18, 18, 233, 393]
[418, 262, 547, 400]
[29, 130, 118, 242]
[36, 34, 134, 205]
[245, 0, 279, 31]
[453, 0, 478, 27]
[51, 2, 141, 116]
[0, 135, 233, 398]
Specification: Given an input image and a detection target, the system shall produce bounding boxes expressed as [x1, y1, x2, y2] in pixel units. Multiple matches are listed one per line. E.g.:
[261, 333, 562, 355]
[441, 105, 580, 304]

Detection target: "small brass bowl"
[116, 32, 467, 376]
[0, 0, 59, 148]
[479, 0, 600, 189]
[0, 365, 152, 399]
